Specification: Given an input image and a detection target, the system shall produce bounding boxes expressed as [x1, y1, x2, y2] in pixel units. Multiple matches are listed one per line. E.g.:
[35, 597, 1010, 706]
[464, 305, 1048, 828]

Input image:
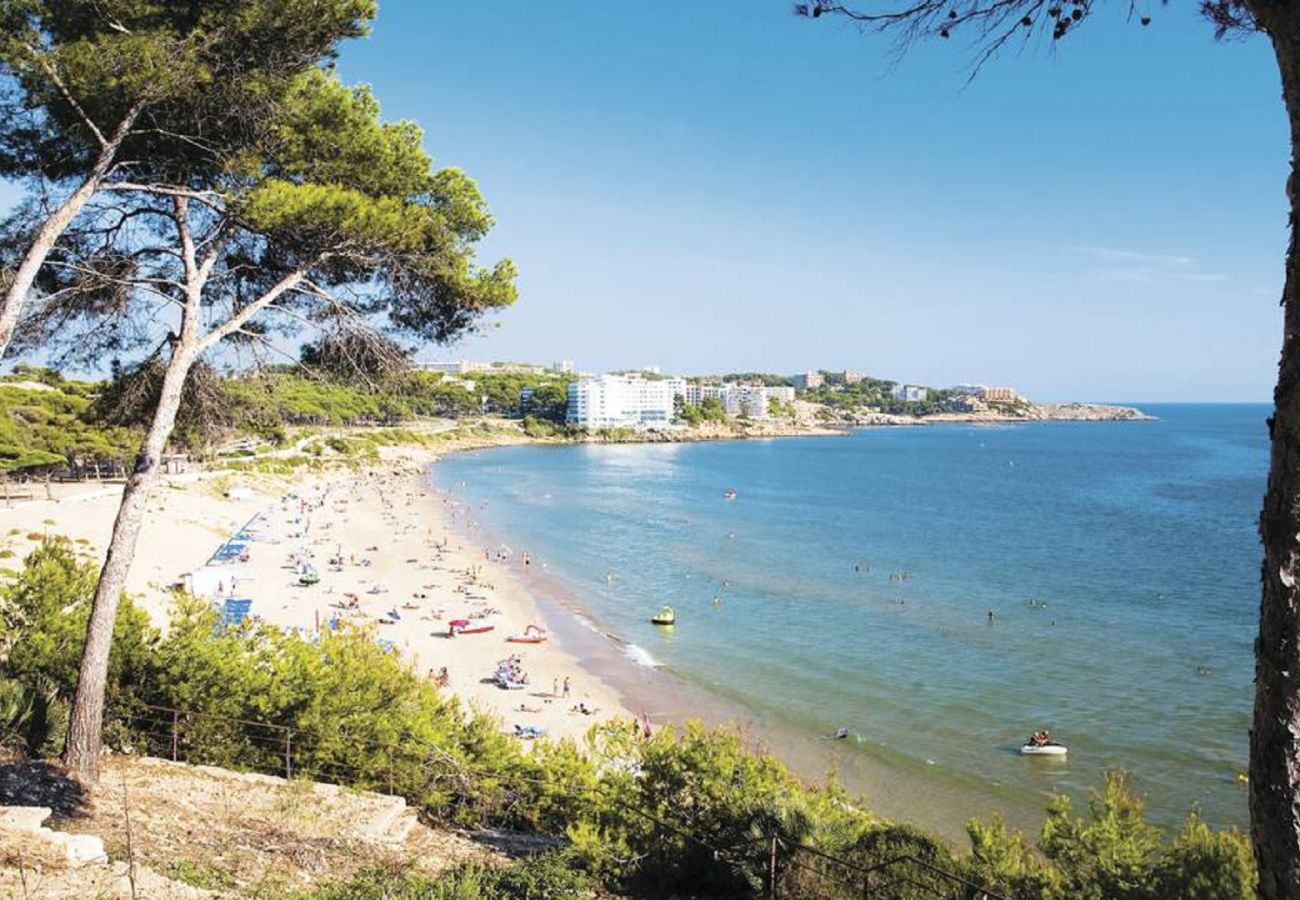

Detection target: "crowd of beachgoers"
[0, 449, 633, 745]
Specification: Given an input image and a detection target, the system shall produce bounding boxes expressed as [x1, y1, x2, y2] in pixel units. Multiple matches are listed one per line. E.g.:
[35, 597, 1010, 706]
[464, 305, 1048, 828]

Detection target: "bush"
[1150, 814, 1255, 900]
[296, 853, 595, 899]
[0, 539, 155, 712]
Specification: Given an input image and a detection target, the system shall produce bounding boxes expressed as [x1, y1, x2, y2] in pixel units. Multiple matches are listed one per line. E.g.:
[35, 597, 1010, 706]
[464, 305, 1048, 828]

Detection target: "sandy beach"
[0, 447, 634, 746]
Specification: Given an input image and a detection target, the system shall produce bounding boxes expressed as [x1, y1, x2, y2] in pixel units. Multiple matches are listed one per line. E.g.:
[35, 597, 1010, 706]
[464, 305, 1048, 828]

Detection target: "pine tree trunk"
[1254, 11, 1300, 898]
[0, 107, 139, 361]
[62, 345, 195, 782]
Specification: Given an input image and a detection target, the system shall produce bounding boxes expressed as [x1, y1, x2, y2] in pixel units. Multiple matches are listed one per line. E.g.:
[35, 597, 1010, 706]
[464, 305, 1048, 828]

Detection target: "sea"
[434, 404, 1265, 841]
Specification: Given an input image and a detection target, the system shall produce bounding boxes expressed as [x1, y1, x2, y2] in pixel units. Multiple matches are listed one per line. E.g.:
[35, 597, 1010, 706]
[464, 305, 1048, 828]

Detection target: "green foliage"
[0, 676, 33, 752]
[574, 720, 868, 895]
[0, 538, 154, 700]
[716, 372, 791, 387]
[968, 773, 1256, 900]
[474, 371, 574, 418]
[521, 415, 563, 438]
[298, 854, 595, 899]
[678, 396, 729, 427]
[968, 813, 1063, 899]
[1150, 814, 1255, 900]
[0, 0, 378, 183]
[93, 358, 235, 452]
[0, 540, 153, 755]
[1039, 772, 1163, 900]
[0, 375, 139, 472]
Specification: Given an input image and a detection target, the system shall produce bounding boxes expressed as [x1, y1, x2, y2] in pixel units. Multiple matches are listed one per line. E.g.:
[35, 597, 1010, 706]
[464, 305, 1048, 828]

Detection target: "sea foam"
[623, 643, 662, 668]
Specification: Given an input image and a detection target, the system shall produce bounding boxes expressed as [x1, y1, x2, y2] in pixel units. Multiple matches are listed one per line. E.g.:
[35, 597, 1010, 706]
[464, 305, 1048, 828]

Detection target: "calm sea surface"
[436, 405, 1266, 835]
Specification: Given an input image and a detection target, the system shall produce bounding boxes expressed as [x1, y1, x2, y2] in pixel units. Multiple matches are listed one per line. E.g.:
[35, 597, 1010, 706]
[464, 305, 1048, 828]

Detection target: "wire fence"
[108, 702, 1006, 900]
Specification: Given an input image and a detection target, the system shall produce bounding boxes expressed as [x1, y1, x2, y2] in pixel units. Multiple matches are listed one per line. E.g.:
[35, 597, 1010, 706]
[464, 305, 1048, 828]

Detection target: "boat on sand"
[448, 618, 495, 636]
[507, 624, 549, 644]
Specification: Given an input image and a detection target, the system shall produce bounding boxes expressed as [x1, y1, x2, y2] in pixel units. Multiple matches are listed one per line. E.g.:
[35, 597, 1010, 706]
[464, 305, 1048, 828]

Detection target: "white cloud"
[1076, 246, 1227, 284]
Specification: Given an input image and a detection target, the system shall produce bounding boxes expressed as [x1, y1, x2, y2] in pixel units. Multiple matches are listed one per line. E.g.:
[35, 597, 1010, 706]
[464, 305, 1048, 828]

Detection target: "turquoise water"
[437, 405, 1265, 833]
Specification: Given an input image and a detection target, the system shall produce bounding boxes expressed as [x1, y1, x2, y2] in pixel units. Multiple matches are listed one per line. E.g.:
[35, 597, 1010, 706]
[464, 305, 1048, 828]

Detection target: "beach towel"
[221, 598, 253, 626]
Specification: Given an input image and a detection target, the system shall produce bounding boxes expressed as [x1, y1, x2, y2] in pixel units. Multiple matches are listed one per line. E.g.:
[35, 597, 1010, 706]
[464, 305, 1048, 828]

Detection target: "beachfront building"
[552, 360, 574, 373]
[950, 383, 985, 396]
[566, 373, 678, 429]
[789, 371, 824, 390]
[979, 386, 1019, 403]
[843, 370, 864, 385]
[892, 384, 929, 403]
[679, 382, 794, 419]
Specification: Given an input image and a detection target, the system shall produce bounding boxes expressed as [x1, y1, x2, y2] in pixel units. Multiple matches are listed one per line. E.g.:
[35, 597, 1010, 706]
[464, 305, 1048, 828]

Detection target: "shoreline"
[0, 447, 637, 749]
[0, 413, 1160, 845]
[428, 441, 1050, 846]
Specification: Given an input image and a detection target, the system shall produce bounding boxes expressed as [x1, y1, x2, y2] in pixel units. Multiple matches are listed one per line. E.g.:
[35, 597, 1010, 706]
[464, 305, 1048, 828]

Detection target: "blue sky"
[327, 2, 1283, 402]
[1, 2, 1284, 401]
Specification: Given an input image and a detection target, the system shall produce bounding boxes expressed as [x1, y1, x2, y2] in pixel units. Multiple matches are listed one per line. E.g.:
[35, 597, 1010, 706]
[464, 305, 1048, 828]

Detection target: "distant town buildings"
[681, 382, 794, 419]
[945, 383, 1018, 403]
[789, 371, 824, 390]
[979, 386, 1019, 403]
[842, 370, 863, 385]
[415, 360, 550, 376]
[892, 384, 928, 403]
[552, 360, 574, 373]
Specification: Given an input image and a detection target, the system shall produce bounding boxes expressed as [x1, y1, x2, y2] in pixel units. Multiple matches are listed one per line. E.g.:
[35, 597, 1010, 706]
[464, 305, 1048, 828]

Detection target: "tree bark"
[63, 194, 201, 784]
[0, 105, 140, 361]
[1254, 8, 1300, 897]
[62, 342, 196, 781]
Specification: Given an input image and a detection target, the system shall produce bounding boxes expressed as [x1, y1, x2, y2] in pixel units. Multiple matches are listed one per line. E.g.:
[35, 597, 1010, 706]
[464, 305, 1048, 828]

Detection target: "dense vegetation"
[0, 365, 583, 477]
[0, 368, 140, 474]
[0, 541, 1257, 898]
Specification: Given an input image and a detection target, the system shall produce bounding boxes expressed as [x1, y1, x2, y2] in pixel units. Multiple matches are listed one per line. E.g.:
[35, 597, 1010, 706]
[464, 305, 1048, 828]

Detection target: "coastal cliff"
[812, 401, 1151, 428]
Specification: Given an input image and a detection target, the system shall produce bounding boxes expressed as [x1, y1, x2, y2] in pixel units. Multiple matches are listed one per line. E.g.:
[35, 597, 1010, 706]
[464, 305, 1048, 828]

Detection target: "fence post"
[769, 835, 778, 900]
[285, 728, 293, 779]
[171, 709, 179, 761]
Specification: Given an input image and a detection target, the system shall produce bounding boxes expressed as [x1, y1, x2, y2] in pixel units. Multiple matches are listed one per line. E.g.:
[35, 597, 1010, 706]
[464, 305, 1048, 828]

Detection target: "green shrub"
[1150, 814, 1255, 900]
[0, 539, 156, 709]
[294, 853, 594, 899]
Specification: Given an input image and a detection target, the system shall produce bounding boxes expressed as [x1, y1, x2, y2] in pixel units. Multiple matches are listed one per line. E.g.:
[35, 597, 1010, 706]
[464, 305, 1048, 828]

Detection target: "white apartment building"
[892, 384, 929, 403]
[679, 382, 794, 419]
[566, 374, 679, 429]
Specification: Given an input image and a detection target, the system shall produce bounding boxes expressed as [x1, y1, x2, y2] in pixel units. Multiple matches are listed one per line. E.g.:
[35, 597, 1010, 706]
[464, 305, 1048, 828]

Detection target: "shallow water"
[436, 405, 1265, 835]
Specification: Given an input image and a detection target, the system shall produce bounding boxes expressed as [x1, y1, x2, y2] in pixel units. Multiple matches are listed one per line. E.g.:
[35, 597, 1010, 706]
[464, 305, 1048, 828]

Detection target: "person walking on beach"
[562, 677, 571, 699]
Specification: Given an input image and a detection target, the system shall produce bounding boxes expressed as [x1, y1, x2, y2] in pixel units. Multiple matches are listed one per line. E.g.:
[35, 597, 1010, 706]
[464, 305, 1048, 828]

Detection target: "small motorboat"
[650, 605, 676, 626]
[1020, 743, 1068, 756]
[507, 624, 549, 644]
[724, 489, 737, 500]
